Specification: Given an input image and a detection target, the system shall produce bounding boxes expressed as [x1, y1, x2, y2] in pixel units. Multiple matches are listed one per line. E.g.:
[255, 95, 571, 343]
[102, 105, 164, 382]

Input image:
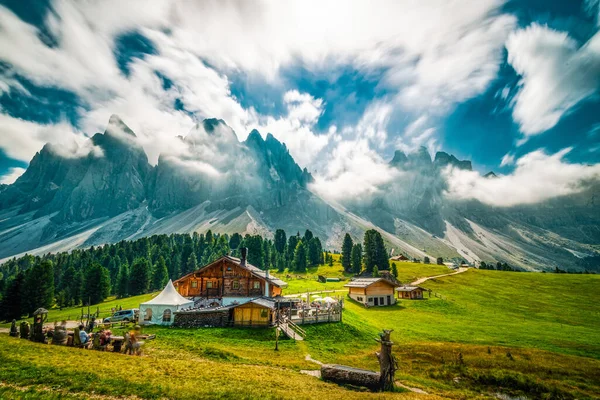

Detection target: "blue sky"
[0, 0, 599, 205]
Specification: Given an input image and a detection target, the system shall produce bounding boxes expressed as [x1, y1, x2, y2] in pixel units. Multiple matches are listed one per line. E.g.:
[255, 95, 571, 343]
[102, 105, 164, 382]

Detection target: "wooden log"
[321, 364, 380, 392]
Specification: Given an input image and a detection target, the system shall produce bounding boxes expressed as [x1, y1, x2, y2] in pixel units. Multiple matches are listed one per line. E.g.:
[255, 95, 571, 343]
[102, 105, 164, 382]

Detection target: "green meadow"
[1, 261, 599, 399]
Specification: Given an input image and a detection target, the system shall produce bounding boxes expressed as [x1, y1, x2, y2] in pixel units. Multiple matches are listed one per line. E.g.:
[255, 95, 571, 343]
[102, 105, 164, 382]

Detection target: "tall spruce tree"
[351, 243, 363, 274]
[129, 258, 151, 296]
[341, 233, 354, 272]
[152, 256, 169, 290]
[116, 262, 130, 298]
[83, 263, 110, 305]
[274, 229, 287, 254]
[0, 272, 25, 321]
[363, 229, 389, 274]
[293, 240, 307, 272]
[307, 238, 320, 267]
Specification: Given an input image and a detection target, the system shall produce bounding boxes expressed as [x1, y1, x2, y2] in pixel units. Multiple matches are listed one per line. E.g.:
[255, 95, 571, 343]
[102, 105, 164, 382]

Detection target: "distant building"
[396, 286, 426, 300]
[344, 278, 399, 307]
[390, 254, 409, 261]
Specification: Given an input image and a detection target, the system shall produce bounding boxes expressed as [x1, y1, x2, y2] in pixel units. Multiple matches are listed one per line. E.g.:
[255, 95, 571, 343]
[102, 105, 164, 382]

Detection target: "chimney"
[265, 268, 270, 298]
[240, 247, 247, 266]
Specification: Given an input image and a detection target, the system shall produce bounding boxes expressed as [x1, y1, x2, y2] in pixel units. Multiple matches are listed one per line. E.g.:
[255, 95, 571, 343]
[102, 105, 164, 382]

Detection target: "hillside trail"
[410, 267, 468, 286]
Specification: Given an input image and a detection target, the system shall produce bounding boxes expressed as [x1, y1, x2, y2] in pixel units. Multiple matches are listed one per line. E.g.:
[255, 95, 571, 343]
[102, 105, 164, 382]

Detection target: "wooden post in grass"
[375, 329, 397, 392]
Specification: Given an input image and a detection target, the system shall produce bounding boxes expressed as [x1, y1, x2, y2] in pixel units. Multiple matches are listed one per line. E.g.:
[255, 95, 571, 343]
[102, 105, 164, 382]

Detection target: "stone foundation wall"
[174, 310, 230, 328]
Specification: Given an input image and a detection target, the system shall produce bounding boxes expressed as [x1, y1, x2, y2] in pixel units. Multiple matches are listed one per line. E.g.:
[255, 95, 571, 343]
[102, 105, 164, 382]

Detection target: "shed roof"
[395, 286, 425, 292]
[344, 277, 399, 288]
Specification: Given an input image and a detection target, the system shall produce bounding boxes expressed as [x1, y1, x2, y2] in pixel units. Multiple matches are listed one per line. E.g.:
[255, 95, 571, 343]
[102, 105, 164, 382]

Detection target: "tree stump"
[375, 329, 398, 391]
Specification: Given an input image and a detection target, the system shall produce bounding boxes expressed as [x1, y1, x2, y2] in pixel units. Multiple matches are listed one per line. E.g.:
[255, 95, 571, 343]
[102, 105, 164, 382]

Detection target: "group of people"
[78, 323, 143, 355]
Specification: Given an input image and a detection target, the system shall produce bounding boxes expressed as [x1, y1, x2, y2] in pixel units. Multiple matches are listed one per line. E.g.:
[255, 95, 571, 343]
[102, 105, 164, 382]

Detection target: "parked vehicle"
[103, 309, 138, 323]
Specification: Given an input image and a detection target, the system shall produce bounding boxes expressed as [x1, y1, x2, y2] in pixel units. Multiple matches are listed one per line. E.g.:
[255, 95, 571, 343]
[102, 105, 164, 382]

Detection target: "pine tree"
[351, 243, 362, 274]
[22, 260, 55, 315]
[391, 262, 398, 279]
[152, 256, 169, 290]
[71, 268, 83, 306]
[307, 238, 320, 267]
[229, 233, 242, 250]
[373, 266, 379, 277]
[274, 229, 287, 254]
[0, 272, 25, 321]
[116, 262, 130, 298]
[424, 256, 430, 264]
[276, 253, 286, 272]
[293, 240, 307, 272]
[304, 229, 314, 243]
[83, 263, 110, 305]
[129, 258, 151, 296]
[186, 253, 197, 275]
[363, 230, 389, 273]
[243, 235, 264, 269]
[341, 233, 354, 272]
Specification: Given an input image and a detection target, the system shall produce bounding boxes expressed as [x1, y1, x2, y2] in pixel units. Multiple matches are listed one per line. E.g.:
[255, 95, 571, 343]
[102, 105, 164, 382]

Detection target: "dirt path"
[410, 267, 468, 286]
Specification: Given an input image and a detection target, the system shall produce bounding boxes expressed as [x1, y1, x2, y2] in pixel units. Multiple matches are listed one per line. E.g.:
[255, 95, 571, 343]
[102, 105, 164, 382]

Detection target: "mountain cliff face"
[0, 118, 598, 272]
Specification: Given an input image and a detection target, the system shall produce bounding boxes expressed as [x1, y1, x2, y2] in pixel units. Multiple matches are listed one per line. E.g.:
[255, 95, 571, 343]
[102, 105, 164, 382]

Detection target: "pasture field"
[0, 264, 599, 399]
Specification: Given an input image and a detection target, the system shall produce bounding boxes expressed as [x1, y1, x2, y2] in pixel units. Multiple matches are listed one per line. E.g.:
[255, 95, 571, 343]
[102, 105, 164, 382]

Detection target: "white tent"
[139, 280, 194, 325]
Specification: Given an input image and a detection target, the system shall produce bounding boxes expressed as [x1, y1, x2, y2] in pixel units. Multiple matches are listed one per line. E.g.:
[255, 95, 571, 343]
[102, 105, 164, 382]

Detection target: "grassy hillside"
[1, 265, 599, 399]
[283, 255, 450, 294]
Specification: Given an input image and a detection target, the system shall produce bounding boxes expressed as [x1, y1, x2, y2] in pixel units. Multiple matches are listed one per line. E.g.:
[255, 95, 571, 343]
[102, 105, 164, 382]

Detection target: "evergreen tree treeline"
[0, 229, 326, 321]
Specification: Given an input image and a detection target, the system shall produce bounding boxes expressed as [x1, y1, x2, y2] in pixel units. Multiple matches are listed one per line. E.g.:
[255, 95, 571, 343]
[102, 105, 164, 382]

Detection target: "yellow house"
[344, 278, 399, 307]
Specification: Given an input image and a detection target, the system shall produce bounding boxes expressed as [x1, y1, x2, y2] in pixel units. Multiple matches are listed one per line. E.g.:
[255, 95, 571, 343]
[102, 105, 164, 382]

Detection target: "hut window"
[206, 281, 213, 288]
[227, 266, 232, 271]
[144, 308, 152, 321]
[191, 281, 197, 288]
[253, 281, 260, 289]
[162, 309, 172, 322]
[232, 280, 240, 289]
[260, 309, 268, 318]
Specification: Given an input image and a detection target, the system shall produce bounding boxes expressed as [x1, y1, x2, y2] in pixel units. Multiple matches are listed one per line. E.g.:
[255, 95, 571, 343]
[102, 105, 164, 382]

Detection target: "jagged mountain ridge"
[0, 117, 598, 271]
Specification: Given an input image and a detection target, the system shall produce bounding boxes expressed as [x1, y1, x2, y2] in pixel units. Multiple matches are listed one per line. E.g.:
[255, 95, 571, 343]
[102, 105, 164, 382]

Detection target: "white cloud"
[310, 139, 401, 202]
[500, 153, 515, 167]
[444, 148, 600, 207]
[506, 24, 600, 137]
[0, 114, 98, 162]
[0, 167, 26, 184]
[250, 90, 328, 166]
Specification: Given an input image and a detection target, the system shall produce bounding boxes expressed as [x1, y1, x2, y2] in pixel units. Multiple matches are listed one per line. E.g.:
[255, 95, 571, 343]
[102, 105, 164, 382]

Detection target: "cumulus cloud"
[0, 167, 26, 184]
[309, 139, 401, 202]
[250, 90, 328, 166]
[506, 24, 600, 137]
[444, 148, 600, 207]
[0, 114, 99, 162]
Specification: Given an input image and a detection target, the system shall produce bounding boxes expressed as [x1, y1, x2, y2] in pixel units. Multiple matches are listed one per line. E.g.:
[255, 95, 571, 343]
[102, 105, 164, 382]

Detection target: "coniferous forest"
[0, 229, 325, 321]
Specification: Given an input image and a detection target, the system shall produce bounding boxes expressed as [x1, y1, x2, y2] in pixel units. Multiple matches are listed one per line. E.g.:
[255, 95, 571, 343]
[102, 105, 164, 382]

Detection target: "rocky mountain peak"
[434, 151, 472, 171]
[390, 150, 408, 167]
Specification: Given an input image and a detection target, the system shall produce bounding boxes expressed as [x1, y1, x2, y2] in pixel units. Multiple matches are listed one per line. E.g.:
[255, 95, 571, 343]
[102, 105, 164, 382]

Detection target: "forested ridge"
[0, 229, 326, 321]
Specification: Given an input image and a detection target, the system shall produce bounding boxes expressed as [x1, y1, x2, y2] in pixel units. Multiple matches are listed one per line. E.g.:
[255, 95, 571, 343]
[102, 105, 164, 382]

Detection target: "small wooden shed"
[395, 286, 426, 299]
[231, 298, 276, 327]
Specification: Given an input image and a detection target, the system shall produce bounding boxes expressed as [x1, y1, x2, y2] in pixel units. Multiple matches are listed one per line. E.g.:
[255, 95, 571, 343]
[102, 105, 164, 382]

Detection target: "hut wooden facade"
[172, 251, 287, 308]
[396, 286, 426, 299]
[344, 278, 399, 307]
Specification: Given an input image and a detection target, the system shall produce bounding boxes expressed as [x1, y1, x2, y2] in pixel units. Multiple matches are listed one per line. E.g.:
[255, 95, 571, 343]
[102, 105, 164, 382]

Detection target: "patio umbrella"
[323, 297, 336, 303]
